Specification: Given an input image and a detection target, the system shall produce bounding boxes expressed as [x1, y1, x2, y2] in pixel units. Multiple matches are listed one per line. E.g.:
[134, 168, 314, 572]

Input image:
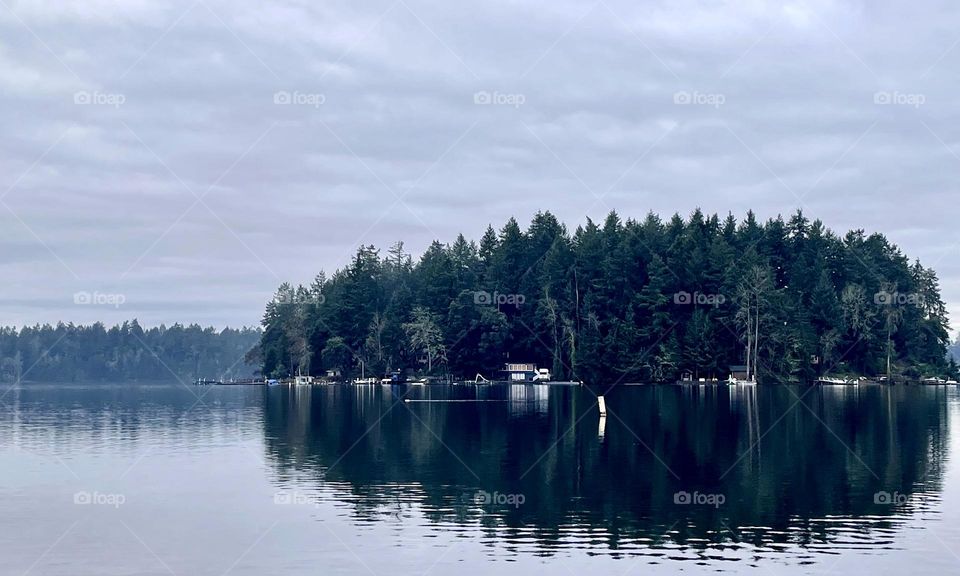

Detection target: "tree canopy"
[255, 210, 954, 383]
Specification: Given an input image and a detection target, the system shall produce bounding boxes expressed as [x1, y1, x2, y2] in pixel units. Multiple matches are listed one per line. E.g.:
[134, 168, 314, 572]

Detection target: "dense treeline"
[0, 320, 261, 383]
[255, 210, 954, 383]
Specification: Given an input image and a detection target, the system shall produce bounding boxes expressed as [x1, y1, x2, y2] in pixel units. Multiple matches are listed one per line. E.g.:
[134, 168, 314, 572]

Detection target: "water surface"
[1, 382, 958, 575]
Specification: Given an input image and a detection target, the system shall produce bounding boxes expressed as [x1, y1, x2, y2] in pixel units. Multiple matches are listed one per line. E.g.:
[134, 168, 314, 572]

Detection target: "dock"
[194, 378, 267, 386]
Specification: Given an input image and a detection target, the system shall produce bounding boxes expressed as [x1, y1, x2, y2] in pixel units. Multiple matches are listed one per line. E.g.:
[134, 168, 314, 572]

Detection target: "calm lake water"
[1, 382, 958, 575]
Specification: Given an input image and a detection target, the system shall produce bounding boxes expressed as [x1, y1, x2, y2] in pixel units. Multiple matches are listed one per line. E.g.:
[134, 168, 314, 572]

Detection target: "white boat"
[727, 375, 755, 385]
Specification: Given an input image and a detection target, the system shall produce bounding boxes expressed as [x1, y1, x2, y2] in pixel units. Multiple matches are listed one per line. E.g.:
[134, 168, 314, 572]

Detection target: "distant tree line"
[0, 320, 261, 383]
[949, 336, 960, 363]
[254, 210, 955, 383]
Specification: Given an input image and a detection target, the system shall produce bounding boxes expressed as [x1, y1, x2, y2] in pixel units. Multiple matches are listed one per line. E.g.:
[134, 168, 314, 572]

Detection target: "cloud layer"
[1, 0, 959, 331]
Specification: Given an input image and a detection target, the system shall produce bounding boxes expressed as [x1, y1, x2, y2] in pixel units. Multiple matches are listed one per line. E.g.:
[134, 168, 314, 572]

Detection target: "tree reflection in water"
[261, 383, 948, 555]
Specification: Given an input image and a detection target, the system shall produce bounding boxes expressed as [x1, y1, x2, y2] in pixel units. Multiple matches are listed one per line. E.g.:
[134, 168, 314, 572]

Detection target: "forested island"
[253, 210, 956, 384]
[0, 321, 260, 383]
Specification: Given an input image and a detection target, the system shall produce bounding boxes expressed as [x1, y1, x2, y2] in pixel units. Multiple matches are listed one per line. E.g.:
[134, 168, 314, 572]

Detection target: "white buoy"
[598, 395, 607, 416]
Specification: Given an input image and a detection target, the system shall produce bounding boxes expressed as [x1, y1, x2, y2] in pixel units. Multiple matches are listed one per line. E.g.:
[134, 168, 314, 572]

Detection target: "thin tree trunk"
[574, 270, 580, 334]
[886, 324, 892, 379]
[753, 302, 760, 381]
[745, 303, 752, 381]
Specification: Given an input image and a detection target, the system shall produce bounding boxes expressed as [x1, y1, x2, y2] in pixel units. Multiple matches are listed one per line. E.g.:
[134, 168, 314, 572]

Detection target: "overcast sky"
[1, 0, 959, 333]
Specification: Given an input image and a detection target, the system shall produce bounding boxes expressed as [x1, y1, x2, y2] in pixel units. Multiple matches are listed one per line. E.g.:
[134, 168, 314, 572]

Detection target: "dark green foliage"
[0, 321, 260, 382]
[255, 210, 953, 383]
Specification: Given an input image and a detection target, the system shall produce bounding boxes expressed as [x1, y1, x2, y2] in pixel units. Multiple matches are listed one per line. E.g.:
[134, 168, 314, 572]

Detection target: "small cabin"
[729, 365, 749, 380]
[498, 363, 536, 382]
[498, 363, 550, 382]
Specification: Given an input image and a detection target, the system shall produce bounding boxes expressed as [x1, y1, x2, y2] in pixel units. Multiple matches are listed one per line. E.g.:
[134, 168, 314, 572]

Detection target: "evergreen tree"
[243, 210, 954, 383]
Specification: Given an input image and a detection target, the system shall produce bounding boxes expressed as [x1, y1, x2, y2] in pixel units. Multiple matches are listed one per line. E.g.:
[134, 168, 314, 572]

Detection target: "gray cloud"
[1, 0, 959, 333]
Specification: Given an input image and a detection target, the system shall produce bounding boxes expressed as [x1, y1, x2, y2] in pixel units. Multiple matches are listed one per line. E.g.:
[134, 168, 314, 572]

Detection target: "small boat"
[352, 377, 378, 385]
[727, 375, 755, 385]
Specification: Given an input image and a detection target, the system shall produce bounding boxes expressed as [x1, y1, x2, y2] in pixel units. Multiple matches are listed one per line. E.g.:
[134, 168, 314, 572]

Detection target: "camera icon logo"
[673, 491, 691, 505]
[73, 91, 91, 105]
[73, 491, 92, 505]
[673, 91, 691, 105]
[673, 291, 692, 305]
[273, 91, 291, 105]
[474, 91, 491, 105]
[874, 490, 907, 505]
[474, 290, 492, 305]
